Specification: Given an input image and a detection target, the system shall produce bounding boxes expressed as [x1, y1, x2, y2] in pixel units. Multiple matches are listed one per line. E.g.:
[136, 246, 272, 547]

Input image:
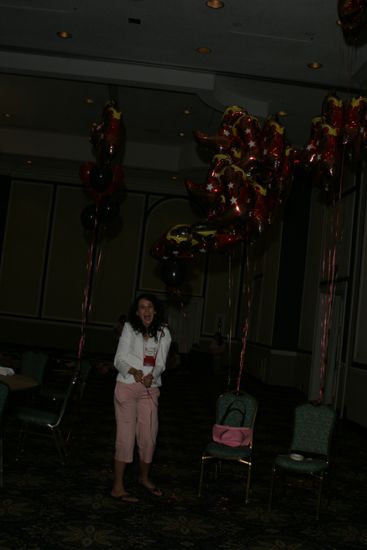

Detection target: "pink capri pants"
[114, 381, 160, 463]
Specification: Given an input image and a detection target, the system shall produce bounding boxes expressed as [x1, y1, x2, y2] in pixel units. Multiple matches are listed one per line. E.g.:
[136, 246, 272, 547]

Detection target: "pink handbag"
[212, 403, 253, 447]
[212, 424, 253, 447]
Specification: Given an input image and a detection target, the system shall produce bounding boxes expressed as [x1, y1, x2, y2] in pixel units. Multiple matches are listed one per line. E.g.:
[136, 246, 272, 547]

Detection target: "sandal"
[111, 492, 139, 503]
[139, 482, 163, 497]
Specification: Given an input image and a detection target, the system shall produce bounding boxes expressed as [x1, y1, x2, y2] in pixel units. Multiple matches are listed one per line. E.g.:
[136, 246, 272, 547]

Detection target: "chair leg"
[245, 463, 252, 504]
[268, 465, 276, 512]
[16, 422, 28, 460]
[316, 475, 323, 521]
[0, 437, 3, 488]
[198, 458, 205, 497]
[51, 428, 67, 465]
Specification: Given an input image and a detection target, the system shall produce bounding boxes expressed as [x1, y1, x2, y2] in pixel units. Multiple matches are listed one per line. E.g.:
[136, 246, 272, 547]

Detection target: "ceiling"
[0, 0, 366, 182]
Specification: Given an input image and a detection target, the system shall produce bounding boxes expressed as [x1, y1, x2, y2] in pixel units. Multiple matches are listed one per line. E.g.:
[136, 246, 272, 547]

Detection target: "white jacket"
[114, 322, 172, 387]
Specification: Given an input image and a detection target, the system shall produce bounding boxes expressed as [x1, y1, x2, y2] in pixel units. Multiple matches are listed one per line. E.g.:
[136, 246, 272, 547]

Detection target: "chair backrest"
[20, 351, 48, 384]
[52, 373, 79, 428]
[216, 391, 258, 429]
[0, 383, 9, 420]
[291, 403, 336, 457]
[77, 359, 92, 400]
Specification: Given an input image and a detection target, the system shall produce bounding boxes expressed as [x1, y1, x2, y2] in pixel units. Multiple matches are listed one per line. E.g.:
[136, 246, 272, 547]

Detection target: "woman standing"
[111, 293, 171, 502]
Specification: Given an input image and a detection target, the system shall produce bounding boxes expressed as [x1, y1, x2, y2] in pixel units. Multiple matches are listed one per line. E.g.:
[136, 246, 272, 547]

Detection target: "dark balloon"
[98, 198, 120, 224]
[90, 165, 113, 192]
[160, 259, 186, 288]
[81, 204, 98, 231]
[338, 0, 367, 31]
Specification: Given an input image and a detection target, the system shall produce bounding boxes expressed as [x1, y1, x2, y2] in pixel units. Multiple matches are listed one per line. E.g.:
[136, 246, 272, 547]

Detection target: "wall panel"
[89, 193, 146, 324]
[0, 180, 52, 315]
[42, 186, 89, 321]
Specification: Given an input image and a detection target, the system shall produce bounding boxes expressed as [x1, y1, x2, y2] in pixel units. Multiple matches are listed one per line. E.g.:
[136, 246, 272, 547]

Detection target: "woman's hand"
[129, 368, 144, 383]
[142, 373, 154, 388]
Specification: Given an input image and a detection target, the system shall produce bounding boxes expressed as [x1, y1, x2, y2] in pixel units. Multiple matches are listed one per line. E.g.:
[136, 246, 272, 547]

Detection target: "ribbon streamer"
[226, 249, 234, 390]
[318, 146, 345, 402]
[235, 252, 253, 394]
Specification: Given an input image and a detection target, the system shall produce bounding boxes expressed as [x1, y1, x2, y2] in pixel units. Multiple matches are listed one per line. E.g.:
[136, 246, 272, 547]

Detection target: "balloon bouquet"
[151, 104, 297, 288]
[77, 100, 125, 360]
[150, 88, 367, 391]
[338, 0, 367, 46]
[302, 91, 367, 201]
[79, 100, 125, 231]
[150, 104, 297, 389]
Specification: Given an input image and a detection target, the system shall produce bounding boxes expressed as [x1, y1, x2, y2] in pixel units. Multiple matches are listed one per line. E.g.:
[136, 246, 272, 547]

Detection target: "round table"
[0, 373, 38, 392]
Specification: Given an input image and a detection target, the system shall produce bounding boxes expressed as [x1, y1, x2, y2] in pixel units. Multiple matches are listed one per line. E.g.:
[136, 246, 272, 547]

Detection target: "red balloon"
[260, 117, 286, 174]
[220, 105, 247, 132]
[232, 112, 261, 172]
[193, 105, 246, 153]
[79, 161, 95, 185]
[246, 184, 272, 237]
[190, 223, 217, 253]
[270, 146, 296, 200]
[185, 178, 220, 210]
[318, 123, 340, 180]
[207, 174, 256, 226]
[207, 154, 231, 194]
[322, 94, 344, 134]
[304, 116, 324, 168]
[150, 225, 196, 262]
[211, 224, 245, 252]
[90, 100, 123, 164]
[194, 130, 233, 152]
[344, 96, 367, 161]
[338, 0, 367, 33]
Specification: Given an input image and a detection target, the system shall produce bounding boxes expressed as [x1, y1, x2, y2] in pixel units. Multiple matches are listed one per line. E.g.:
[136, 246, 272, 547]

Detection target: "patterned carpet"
[1, 360, 367, 550]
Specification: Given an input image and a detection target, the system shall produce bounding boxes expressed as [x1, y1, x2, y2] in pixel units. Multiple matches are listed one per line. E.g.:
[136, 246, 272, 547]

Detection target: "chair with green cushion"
[0, 382, 9, 487]
[40, 359, 92, 403]
[20, 351, 49, 385]
[16, 372, 79, 464]
[268, 402, 336, 519]
[198, 391, 258, 503]
[75, 359, 93, 402]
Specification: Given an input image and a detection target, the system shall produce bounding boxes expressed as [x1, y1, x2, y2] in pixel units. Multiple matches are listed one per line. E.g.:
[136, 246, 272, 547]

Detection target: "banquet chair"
[268, 402, 336, 519]
[40, 359, 92, 404]
[39, 359, 92, 445]
[198, 391, 258, 503]
[0, 382, 9, 487]
[16, 371, 79, 465]
[20, 351, 49, 385]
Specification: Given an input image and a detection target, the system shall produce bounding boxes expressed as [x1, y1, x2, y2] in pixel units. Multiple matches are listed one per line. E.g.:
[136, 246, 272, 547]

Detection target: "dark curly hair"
[128, 293, 167, 340]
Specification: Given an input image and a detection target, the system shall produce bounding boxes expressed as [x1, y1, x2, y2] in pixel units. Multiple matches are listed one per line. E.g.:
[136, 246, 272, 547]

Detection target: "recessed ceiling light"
[206, 0, 224, 8]
[179, 132, 185, 137]
[307, 61, 322, 69]
[3, 113, 13, 118]
[25, 160, 32, 165]
[57, 31, 72, 39]
[84, 97, 94, 104]
[171, 175, 177, 180]
[277, 110, 287, 117]
[183, 109, 192, 115]
[196, 47, 212, 54]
